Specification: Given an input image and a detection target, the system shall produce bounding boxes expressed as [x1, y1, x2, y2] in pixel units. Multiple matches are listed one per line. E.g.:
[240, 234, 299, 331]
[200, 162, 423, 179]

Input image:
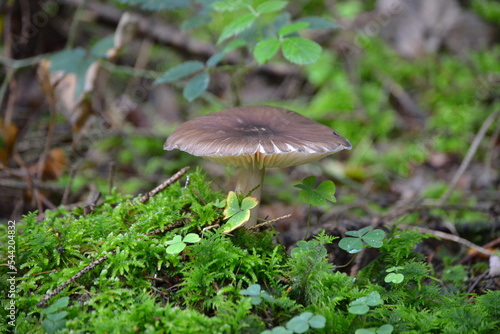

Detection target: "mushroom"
[164, 105, 351, 226]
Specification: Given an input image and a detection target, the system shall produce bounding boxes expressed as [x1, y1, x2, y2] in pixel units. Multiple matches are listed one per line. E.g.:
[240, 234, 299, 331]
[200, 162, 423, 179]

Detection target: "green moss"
[1, 170, 498, 333]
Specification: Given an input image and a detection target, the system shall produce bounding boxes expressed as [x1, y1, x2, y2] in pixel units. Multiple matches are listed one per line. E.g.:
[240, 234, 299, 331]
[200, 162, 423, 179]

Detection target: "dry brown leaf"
[0, 120, 19, 166]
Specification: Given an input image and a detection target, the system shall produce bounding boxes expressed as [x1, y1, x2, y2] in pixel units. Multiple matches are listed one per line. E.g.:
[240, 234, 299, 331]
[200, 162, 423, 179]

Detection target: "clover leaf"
[295, 176, 336, 206]
[348, 292, 382, 315]
[165, 233, 201, 255]
[221, 191, 258, 234]
[339, 227, 386, 254]
[384, 266, 405, 284]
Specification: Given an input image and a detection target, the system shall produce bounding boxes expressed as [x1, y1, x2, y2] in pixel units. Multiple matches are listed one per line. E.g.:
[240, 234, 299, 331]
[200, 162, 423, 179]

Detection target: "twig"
[83, 192, 101, 216]
[460, 236, 500, 265]
[439, 111, 500, 204]
[146, 219, 186, 236]
[485, 115, 500, 171]
[12, 152, 44, 213]
[410, 226, 494, 257]
[248, 214, 292, 230]
[37, 254, 109, 308]
[108, 161, 116, 194]
[139, 167, 190, 204]
[61, 166, 78, 205]
[66, 0, 86, 48]
[376, 201, 493, 225]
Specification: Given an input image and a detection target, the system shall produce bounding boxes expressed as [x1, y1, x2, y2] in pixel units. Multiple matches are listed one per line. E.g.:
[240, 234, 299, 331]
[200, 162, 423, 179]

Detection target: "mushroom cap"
[164, 106, 351, 169]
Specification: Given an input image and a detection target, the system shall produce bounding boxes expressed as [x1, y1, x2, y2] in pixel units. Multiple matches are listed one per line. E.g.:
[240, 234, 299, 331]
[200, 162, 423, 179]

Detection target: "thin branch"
[108, 161, 116, 194]
[409, 226, 494, 257]
[61, 166, 78, 205]
[439, 111, 500, 204]
[139, 167, 190, 204]
[146, 219, 186, 236]
[37, 254, 109, 308]
[249, 214, 292, 230]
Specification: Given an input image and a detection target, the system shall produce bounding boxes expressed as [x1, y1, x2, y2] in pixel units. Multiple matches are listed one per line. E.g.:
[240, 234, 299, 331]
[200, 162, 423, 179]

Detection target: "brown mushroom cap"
[164, 106, 351, 169]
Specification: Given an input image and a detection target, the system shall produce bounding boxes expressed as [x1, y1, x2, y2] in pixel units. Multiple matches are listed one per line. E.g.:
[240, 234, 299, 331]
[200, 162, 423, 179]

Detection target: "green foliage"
[165, 233, 202, 254]
[221, 191, 259, 233]
[294, 176, 336, 206]
[240, 284, 275, 305]
[115, 0, 190, 10]
[41, 297, 70, 334]
[384, 266, 405, 284]
[355, 324, 394, 334]
[338, 226, 385, 254]
[145, 0, 338, 100]
[263, 312, 326, 334]
[472, 0, 500, 23]
[348, 291, 382, 315]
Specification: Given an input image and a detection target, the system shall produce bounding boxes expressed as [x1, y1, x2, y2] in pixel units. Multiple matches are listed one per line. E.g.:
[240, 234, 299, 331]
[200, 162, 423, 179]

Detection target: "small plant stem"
[336, 254, 358, 269]
[304, 204, 312, 240]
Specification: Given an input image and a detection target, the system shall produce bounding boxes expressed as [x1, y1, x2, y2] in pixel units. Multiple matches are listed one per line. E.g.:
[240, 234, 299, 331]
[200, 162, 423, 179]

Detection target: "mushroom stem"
[235, 167, 265, 226]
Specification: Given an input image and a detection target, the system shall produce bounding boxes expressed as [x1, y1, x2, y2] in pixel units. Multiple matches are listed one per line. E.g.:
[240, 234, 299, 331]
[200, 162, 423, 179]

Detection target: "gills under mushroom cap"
[164, 106, 351, 170]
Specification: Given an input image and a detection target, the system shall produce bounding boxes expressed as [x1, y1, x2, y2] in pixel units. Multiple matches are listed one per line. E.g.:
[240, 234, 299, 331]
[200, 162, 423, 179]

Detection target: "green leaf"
[254, 38, 281, 64]
[42, 319, 66, 334]
[218, 13, 256, 44]
[297, 16, 339, 30]
[366, 291, 382, 306]
[256, 1, 287, 14]
[165, 235, 183, 245]
[207, 52, 225, 67]
[182, 14, 211, 31]
[295, 176, 336, 206]
[221, 191, 258, 233]
[362, 229, 385, 248]
[166, 242, 187, 254]
[223, 191, 241, 218]
[282, 37, 321, 65]
[298, 312, 313, 321]
[41, 297, 69, 315]
[90, 35, 115, 58]
[116, 0, 189, 10]
[183, 233, 201, 243]
[241, 197, 259, 211]
[385, 273, 404, 284]
[223, 39, 247, 53]
[154, 61, 205, 84]
[386, 266, 404, 273]
[213, 199, 226, 208]
[338, 237, 364, 254]
[348, 304, 369, 315]
[315, 180, 336, 202]
[377, 324, 394, 334]
[240, 284, 261, 296]
[355, 329, 376, 334]
[211, 0, 249, 12]
[49, 48, 96, 99]
[345, 226, 372, 238]
[183, 72, 210, 101]
[46, 311, 68, 322]
[286, 316, 309, 333]
[279, 22, 309, 37]
[309, 315, 326, 328]
[264, 327, 293, 334]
